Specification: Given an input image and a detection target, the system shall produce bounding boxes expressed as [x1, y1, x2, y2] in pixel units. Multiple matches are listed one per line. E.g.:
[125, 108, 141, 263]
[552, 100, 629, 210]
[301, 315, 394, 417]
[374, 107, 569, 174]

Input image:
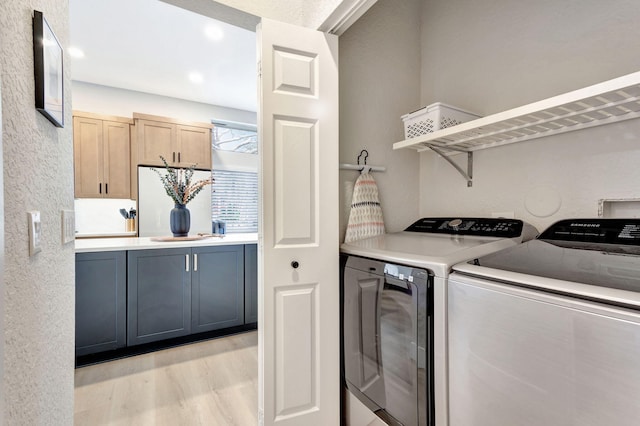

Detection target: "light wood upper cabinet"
[134, 113, 212, 170]
[135, 119, 175, 166]
[103, 121, 132, 198]
[73, 112, 132, 199]
[176, 125, 212, 168]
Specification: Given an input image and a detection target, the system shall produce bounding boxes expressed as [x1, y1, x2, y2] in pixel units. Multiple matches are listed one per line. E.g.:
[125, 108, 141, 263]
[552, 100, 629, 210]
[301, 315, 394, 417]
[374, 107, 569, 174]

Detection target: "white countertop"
[75, 231, 138, 239]
[75, 233, 258, 253]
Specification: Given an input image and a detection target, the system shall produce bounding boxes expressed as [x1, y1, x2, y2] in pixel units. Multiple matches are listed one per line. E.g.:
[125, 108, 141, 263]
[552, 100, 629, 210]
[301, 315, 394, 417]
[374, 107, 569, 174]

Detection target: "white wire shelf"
[393, 70, 640, 153]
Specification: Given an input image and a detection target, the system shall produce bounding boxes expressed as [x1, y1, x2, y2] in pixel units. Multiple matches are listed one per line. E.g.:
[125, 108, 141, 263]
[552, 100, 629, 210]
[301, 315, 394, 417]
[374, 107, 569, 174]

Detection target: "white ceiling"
[69, 0, 257, 112]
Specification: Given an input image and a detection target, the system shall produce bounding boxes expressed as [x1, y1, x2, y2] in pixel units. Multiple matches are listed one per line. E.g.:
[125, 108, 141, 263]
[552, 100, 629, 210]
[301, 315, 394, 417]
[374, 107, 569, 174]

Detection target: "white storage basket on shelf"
[401, 102, 481, 139]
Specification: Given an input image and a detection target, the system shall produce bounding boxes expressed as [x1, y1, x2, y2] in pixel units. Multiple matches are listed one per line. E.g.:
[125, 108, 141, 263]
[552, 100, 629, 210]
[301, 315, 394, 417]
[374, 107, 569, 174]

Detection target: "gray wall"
[1, 1, 75, 424]
[418, 0, 640, 231]
[421, 0, 640, 115]
[339, 0, 422, 238]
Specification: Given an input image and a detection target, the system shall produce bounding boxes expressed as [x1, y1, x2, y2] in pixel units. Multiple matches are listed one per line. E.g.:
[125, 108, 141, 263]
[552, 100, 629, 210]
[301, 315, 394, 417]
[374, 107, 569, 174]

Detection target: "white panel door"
[258, 18, 339, 426]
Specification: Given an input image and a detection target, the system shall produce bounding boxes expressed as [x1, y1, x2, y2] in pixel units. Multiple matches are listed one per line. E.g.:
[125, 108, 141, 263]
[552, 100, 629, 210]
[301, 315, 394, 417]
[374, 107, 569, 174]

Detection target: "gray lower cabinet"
[244, 244, 258, 324]
[75, 251, 127, 356]
[127, 248, 191, 346]
[192, 245, 245, 333]
[77, 243, 256, 354]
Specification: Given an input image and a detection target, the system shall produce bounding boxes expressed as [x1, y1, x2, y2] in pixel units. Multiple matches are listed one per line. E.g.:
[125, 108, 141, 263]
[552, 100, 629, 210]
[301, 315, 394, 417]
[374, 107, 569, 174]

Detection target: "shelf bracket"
[426, 144, 473, 187]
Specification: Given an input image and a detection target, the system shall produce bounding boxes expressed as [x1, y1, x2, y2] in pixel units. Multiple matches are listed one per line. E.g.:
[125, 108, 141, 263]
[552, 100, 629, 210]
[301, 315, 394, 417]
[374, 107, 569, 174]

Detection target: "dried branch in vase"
[151, 156, 213, 205]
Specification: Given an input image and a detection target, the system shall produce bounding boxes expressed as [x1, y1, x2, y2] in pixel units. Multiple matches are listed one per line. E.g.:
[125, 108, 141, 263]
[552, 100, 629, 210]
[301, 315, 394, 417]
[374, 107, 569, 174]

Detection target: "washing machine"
[340, 217, 538, 426]
[448, 218, 640, 426]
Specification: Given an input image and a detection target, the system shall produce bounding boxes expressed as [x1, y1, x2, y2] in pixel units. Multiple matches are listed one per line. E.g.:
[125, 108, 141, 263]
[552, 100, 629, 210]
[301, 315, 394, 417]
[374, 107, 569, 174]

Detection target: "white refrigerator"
[137, 166, 212, 237]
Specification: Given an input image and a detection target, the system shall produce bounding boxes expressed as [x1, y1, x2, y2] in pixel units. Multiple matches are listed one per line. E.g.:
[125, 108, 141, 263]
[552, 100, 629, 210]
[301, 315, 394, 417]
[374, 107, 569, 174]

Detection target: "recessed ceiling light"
[189, 72, 204, 84]
[67, 46, 85, 58]
[204, 25, 224, 41]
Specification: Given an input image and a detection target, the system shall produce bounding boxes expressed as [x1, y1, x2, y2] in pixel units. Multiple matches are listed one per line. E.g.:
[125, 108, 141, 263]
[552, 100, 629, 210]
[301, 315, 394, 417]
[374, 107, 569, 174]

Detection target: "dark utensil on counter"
[119, 208, 129, 219]
[129, 208, 136, 219]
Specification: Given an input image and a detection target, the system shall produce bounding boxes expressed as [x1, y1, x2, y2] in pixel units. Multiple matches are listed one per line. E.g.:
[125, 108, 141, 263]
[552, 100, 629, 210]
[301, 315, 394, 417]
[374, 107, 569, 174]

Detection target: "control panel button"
[449, 218, 463, 230]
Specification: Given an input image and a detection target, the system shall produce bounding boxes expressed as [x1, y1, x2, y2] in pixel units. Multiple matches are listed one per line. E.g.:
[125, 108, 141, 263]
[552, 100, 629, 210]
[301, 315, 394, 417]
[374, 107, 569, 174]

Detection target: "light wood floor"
[74, 331, 258, 426]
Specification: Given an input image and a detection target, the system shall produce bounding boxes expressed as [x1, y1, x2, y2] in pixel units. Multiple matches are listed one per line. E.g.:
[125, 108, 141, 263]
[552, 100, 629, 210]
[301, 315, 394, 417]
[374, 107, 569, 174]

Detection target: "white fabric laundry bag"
[344, 172, 385, 243]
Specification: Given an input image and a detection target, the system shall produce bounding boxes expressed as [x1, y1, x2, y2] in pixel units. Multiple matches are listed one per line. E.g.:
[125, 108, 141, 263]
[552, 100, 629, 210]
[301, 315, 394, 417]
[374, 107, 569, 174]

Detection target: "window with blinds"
[211, 169, 258, 233]
[212, 120, 258, 154]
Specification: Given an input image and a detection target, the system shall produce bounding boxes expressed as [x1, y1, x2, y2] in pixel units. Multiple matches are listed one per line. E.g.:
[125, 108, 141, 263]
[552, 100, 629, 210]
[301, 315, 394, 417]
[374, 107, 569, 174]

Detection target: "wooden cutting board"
[150, 234, 220, 242]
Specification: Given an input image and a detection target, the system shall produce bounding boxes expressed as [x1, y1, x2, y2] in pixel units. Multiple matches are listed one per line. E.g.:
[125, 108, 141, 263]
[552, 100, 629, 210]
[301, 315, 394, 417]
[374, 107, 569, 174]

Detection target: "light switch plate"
[27, 211, 42, 256]
[61, 210, 75, 244]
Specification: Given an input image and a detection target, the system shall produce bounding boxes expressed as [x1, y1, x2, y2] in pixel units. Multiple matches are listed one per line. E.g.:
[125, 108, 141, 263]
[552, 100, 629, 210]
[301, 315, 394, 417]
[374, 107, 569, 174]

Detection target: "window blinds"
[211, 169, 258, 233]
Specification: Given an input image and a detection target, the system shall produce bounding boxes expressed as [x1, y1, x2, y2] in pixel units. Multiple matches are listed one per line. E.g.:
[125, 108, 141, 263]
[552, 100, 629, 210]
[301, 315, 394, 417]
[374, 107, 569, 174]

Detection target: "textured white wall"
[72, 81, 257, 124]
[163, 0, 344, 30]
[197, 0, 343, 29]
[1, 1, 75, 424]
[0, 41, 5, 423]
[339, 0, 422, 238]
[418, 0, 640, 232]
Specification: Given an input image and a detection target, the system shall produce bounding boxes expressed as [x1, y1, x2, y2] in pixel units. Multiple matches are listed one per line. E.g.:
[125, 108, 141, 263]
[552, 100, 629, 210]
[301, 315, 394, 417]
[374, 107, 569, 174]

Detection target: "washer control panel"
[405, 217, 524, 238]
[539, 219, 640, 246]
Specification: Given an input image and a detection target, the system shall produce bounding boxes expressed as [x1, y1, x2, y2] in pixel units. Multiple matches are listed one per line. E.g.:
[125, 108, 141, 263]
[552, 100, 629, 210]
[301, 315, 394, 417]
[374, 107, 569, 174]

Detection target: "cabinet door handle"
[99, 183, 102, 194]
[185, 254, 190, 272]
[105, 183, 108, 194]
[173, 152, 176, 162]
[178, 152, 181, 163]
[194, 254, 198, 271]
